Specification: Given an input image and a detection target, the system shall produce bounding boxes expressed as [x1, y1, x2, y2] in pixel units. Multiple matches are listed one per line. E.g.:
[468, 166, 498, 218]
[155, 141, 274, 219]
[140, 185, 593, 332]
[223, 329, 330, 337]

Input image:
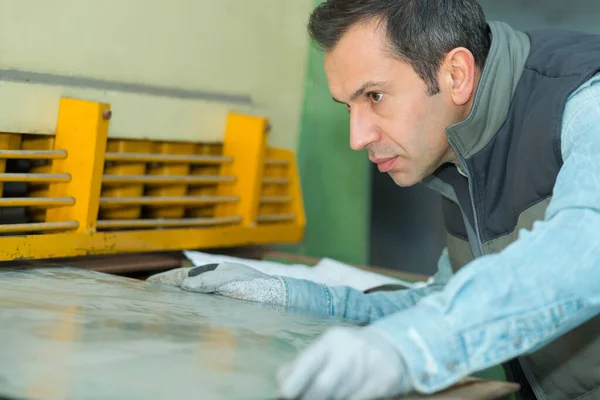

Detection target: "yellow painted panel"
[188, 143, 223, 218]
[46, 98, 110, 233]
[23, 136, 56, 221]
[21, 136, 55, 151]
[101, 140, 153, 219]
[216, 114, 267, 225]
[146, 142, 196, 218]
[0, 110, 305, 260]
[264, 148, 306, 229]
[0, 225, 304, 261]
[0, 134, 22, 195]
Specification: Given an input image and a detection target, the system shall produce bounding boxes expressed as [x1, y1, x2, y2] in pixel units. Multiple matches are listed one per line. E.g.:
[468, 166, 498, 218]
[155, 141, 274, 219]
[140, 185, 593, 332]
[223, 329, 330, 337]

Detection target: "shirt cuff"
[281, 277, 333, 318]
[367, 306, 467, 394]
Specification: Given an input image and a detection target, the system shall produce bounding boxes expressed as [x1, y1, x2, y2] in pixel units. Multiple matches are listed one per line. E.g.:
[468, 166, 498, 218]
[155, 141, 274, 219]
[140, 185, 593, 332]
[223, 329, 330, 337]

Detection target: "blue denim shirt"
[281, 72, 600, 393]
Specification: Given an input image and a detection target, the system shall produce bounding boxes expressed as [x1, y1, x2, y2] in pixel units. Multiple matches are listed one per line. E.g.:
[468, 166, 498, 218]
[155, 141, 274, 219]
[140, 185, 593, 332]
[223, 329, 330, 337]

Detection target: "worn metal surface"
[0, 267, 342, 400]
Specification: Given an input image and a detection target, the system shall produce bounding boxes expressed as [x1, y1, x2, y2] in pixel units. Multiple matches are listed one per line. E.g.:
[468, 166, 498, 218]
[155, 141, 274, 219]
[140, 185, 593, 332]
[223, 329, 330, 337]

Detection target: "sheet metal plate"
[0, 267, 342, 400]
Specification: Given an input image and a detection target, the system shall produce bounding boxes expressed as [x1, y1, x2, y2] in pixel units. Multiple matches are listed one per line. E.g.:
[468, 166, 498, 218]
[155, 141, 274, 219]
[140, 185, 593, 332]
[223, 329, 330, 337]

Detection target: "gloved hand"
[277, 326, 413, 400]
[147, 262, 287, 307]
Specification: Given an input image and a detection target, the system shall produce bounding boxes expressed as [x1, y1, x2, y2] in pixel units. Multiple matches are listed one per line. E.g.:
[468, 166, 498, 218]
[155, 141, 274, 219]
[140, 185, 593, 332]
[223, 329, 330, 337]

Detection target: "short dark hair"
[307, 0, 491, 95]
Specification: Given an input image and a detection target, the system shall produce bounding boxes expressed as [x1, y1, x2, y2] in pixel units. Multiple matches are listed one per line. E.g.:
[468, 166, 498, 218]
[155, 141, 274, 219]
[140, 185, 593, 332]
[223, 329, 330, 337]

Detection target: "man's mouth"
[370, 156, 398, 173]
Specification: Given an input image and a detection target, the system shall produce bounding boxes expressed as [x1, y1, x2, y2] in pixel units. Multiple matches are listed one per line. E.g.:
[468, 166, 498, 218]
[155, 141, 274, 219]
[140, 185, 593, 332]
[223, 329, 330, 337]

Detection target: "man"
[148, 0, 600, 399]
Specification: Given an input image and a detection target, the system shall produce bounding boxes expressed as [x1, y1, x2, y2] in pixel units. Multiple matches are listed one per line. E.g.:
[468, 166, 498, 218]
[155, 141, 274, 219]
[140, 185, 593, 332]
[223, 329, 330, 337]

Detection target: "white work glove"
[277, 326, 413, 400]
[147, 262, 287, 307]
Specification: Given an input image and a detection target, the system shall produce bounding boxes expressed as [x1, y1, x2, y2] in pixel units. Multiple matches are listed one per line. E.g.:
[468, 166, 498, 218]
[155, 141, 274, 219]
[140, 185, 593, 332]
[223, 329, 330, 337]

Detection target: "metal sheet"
[0, 267, 342, 400]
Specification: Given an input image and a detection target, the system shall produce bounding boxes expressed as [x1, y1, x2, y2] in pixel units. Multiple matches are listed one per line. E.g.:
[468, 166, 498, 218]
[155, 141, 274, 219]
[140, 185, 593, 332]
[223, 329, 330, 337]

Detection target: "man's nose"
[349, 108, 378, 151]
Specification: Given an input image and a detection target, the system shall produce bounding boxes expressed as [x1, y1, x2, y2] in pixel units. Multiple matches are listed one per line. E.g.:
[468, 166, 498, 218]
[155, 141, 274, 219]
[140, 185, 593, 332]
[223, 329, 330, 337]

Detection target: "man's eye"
[369, 92, 383, 103]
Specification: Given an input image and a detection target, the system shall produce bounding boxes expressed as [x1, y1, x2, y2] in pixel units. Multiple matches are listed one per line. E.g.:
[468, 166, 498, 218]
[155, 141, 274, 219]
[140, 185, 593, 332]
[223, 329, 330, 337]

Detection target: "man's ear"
[440, 47, 477, 106]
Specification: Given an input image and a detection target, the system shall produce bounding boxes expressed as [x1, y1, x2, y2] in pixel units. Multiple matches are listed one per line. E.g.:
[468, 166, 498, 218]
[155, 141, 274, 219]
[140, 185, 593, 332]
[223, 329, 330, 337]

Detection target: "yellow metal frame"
[0, 98, 305, 261]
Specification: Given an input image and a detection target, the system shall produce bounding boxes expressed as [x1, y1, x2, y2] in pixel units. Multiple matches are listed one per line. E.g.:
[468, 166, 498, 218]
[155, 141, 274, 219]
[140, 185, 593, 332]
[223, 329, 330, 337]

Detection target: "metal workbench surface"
[0, 267, 341, 400]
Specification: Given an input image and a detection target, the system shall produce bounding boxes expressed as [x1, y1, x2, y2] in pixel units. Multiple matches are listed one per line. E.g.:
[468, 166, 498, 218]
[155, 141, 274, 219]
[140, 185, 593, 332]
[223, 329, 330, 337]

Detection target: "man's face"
[324, 20, 464, 187]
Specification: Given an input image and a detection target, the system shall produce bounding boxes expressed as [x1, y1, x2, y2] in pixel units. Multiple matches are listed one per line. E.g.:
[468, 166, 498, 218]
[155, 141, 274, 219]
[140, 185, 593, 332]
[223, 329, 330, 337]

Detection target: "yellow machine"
[0, 98, 305, 261]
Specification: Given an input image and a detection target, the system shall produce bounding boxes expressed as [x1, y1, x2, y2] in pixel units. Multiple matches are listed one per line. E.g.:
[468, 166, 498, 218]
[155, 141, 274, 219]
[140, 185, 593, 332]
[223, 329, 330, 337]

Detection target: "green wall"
[290, 0, 372, 265]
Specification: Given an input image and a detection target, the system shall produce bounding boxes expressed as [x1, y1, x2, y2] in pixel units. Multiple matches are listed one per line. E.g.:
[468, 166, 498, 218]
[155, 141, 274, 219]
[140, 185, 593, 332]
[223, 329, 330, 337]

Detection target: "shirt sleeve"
[366, 74, 600, 394]
[282, 248, 454, 323]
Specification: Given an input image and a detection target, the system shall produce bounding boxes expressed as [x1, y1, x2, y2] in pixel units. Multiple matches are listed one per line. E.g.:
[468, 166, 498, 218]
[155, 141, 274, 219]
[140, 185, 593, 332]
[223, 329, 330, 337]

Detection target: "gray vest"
[424, 23, 600, 400]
